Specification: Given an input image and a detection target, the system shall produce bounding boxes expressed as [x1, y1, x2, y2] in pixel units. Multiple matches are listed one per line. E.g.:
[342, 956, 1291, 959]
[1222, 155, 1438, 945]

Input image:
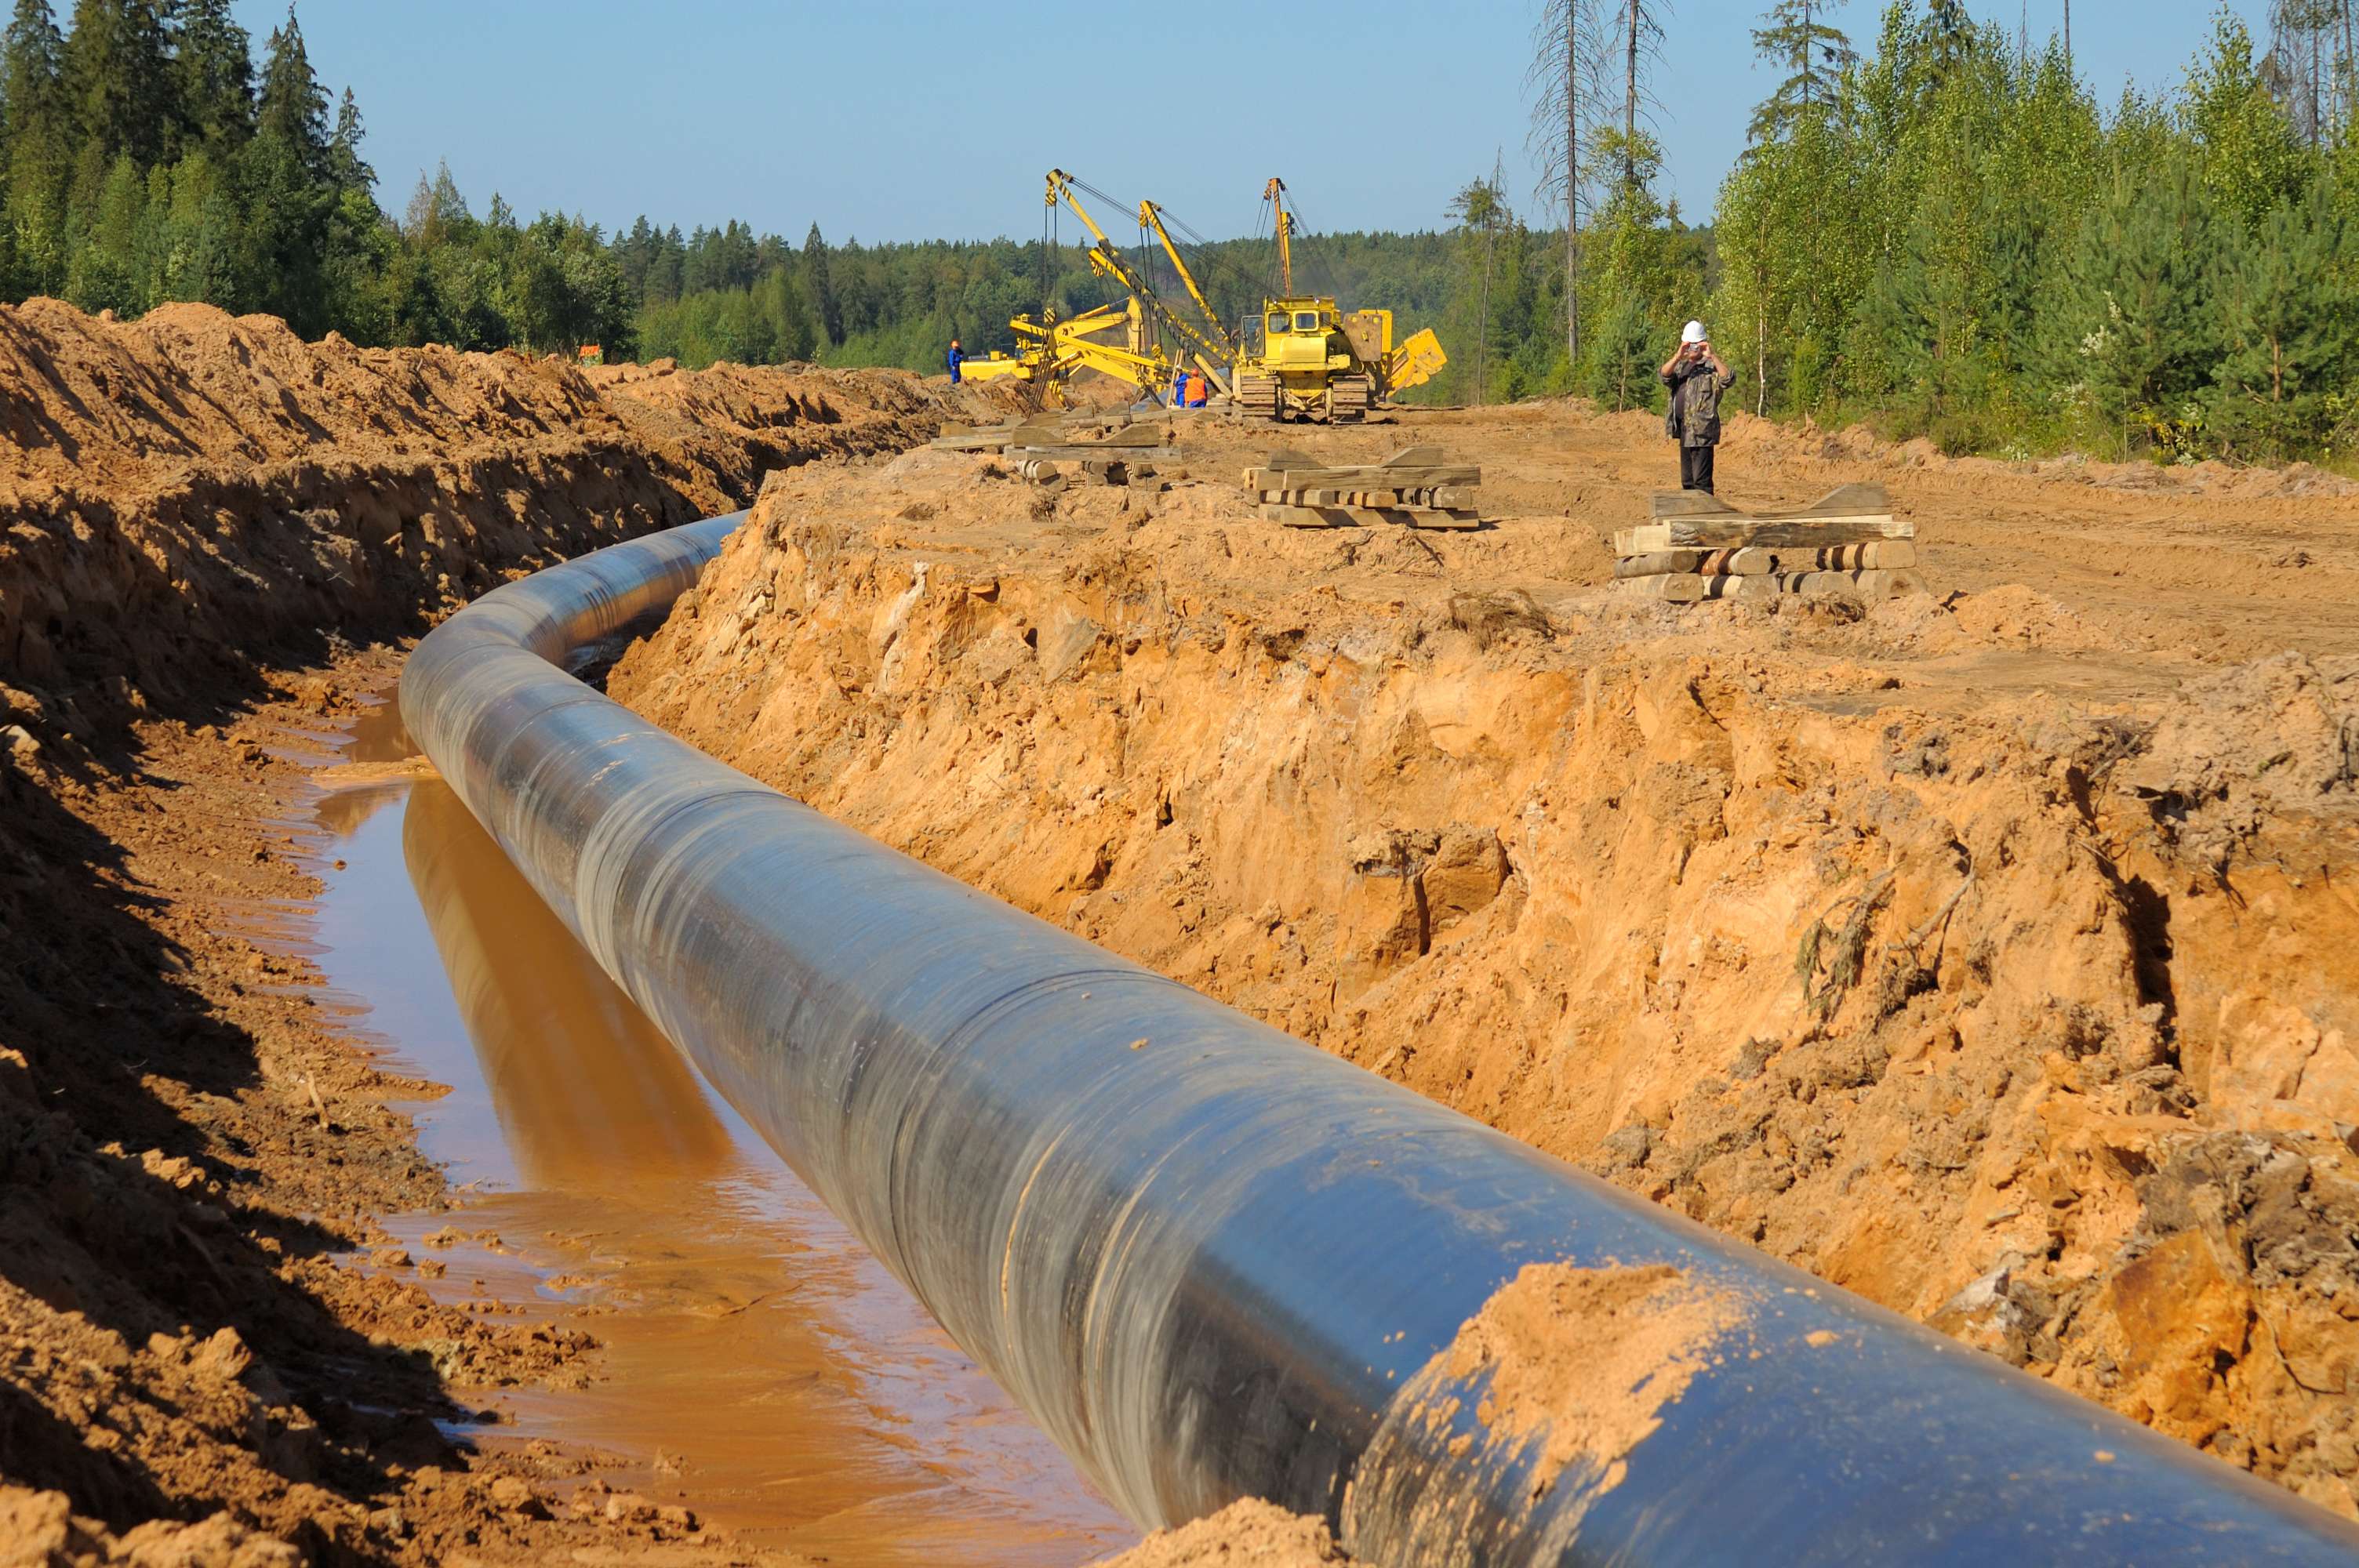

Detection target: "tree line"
[1471, 0, 2359, 463]
[8, 2, 2355, 463]
[0, 1, 1459, 378]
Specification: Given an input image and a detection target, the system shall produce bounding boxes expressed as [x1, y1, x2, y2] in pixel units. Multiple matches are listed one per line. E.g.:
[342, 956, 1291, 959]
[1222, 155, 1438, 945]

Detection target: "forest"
[2, 1, 2354, 462]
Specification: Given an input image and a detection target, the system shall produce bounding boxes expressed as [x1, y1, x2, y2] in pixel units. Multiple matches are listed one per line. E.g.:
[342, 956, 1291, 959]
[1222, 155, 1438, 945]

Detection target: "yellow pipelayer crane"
[990, 171, 1237, 408]
[1230, 176, 1447, 423]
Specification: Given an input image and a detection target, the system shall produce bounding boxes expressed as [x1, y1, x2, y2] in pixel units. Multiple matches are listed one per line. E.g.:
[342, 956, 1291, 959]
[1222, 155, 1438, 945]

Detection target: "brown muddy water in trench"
[261, 686, 1138, 1565]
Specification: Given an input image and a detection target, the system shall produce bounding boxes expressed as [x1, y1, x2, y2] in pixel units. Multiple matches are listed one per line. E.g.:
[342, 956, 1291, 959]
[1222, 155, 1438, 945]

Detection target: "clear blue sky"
[250, 1, 2269, 244]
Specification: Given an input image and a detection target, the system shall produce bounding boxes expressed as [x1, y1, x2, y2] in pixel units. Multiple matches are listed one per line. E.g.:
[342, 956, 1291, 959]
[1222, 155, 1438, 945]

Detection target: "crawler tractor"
[1229, 180, 1445, 424]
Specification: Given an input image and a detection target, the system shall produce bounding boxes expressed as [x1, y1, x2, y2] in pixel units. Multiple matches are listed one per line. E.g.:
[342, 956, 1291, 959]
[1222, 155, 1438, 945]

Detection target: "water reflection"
[301, 704, 1133, 1565]
[402, 780, 735, 1189]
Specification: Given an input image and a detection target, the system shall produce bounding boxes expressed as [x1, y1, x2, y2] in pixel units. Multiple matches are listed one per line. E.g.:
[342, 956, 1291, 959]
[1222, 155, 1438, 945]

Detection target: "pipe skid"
[402, 514, 2359, 1566]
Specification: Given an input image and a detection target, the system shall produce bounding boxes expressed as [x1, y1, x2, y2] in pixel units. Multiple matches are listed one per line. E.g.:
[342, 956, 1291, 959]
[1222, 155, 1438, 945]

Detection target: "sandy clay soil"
[609, 395, 2359, 1523]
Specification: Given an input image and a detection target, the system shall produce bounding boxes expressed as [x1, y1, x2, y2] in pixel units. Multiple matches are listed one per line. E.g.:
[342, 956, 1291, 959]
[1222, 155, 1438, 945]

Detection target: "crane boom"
[1044, 169, 1114, 249]
[1264, 176, 1292, 296]
[1136, 199, 1237, 358]
[1045, 169, 1230, 372]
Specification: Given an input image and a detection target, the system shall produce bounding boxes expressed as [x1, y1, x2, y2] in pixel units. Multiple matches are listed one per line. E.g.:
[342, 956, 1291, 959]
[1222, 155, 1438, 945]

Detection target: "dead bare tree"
[1616, 0, 1669, 188]
[1528, 0, 1608, 365]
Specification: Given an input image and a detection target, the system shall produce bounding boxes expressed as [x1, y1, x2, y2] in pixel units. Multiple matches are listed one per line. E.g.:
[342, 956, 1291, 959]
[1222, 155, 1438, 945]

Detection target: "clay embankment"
[611, 417, 2359, 1519]
[0, 299, 946, 1563]
[0, 298, 936, 731]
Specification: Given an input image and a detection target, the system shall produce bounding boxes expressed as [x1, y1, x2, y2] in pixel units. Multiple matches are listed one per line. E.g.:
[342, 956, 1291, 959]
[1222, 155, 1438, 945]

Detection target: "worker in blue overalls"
[947, 338, 964, 384]
[1169, 365, 1188, 406]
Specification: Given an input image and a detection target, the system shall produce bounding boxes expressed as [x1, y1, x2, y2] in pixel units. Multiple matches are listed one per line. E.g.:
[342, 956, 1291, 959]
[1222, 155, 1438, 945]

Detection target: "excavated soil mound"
[0, 299, 943, 734]
[612, 417, 2359, 1520]
[1095, 1498, 1347, 1566]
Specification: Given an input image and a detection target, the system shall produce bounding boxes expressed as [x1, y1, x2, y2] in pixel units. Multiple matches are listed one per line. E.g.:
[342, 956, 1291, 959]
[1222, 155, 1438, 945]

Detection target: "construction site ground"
[611, 395, 2359, 1523]
[2, 301, 2354, 1565]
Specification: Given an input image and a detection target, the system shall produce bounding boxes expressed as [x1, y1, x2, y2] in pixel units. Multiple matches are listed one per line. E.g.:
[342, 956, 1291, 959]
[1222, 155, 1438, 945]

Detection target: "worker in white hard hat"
[1659, 320, 1735, 493]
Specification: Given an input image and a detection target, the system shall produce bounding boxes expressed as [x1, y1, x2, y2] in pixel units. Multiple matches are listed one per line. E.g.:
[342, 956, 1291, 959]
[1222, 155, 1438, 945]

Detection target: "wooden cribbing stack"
[1612, 484, 1926, 604]
[932, 416, 1175, 489]
[1244, 445, 1484, 530]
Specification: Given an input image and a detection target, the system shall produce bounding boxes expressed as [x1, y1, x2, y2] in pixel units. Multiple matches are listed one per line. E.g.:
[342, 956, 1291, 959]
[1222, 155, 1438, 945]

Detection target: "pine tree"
[63, 145, 139, 310]
[649, 224, 684, 304]
[253, 4, 329, 176]
[171, 0, 251, 148]
[1749, 0, 1857, 143]
[2, 0, 69, 292]
[60, 0, 174, 165]
[242, 6, 334, 332]
[2042, 158, 2224, 456]
[2, 0, 65, 147]
[327, 85, 370, 192]
[801, 221, 840, 346]
[1446, 169, 1509, 404]
[2209, 176, 2354, 455]
[401, 159, 468, 244]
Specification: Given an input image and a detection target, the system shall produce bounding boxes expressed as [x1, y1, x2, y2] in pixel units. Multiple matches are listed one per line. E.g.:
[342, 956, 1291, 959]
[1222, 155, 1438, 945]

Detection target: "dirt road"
[612, 397, 2359, 1520]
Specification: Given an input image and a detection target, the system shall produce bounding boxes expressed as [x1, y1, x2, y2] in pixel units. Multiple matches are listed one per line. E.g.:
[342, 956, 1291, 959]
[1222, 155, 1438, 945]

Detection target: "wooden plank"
[1248, 464, 1482, 489]
[1780, 483, 1889, 519]
[1804, 540, 1918, 571]
[1613, 515, 1911, 553]
[1697, 546, 1780, 576]
[1613, 549, 1704, 579]
[1776, 568, 1924, 601]
[1648, 490, 1744, 519]
[1614, 573, 1704, 603]
[1014, 445, 1149, 463]
[1262, 503, 1481, 531]
[1428, 485, 1479, 509]
[1852, 568, 1929, 600]
[1257, 503, 1343, 529]
[1648, 483, 1895, 524]
[1698, 573, 1782, 601]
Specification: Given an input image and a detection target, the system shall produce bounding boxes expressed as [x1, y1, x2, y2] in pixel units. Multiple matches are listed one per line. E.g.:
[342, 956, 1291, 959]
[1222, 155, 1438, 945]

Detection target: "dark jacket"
[1662, 356, 1735, 448]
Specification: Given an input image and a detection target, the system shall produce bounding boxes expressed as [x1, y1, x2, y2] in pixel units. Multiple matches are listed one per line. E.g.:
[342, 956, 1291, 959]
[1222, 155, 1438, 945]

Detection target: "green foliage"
[2184, 5, 2308, 227]
[1710, 0, 2358, 463]
[7, 0, 2350, 476]
[0, 0, 635, 355]
[1750, 0, 1858, 143]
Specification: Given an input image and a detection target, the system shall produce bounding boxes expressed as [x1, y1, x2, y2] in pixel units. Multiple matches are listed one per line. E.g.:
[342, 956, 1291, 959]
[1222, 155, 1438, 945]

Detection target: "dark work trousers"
[1679, 444, 1717, 492]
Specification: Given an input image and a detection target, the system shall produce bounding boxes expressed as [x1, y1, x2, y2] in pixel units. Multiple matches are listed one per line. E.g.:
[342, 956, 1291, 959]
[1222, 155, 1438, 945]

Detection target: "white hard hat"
[1681, 320, 1707, 344]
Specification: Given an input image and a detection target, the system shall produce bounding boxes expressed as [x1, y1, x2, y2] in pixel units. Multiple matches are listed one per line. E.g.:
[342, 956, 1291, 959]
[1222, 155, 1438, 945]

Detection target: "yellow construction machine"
[989, 170, 1236, 409]
[1230, 177, 1446, 423]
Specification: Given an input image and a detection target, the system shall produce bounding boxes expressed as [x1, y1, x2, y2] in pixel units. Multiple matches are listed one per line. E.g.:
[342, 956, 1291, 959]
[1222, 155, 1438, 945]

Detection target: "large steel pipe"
[402, 513, 2359, 1565]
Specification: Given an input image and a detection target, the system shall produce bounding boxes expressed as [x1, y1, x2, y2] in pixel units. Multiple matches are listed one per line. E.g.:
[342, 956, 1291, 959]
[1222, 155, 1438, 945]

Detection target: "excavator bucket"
[1384, 328, 1447, 396]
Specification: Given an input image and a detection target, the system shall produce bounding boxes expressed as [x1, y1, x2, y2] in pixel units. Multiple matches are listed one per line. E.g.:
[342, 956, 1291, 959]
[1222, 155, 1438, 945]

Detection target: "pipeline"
[402, 513, 2359, 1565]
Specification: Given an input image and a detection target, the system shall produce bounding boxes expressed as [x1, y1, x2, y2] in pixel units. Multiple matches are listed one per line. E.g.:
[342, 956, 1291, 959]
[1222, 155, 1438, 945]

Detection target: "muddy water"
[299, 689, 1136, 1565]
